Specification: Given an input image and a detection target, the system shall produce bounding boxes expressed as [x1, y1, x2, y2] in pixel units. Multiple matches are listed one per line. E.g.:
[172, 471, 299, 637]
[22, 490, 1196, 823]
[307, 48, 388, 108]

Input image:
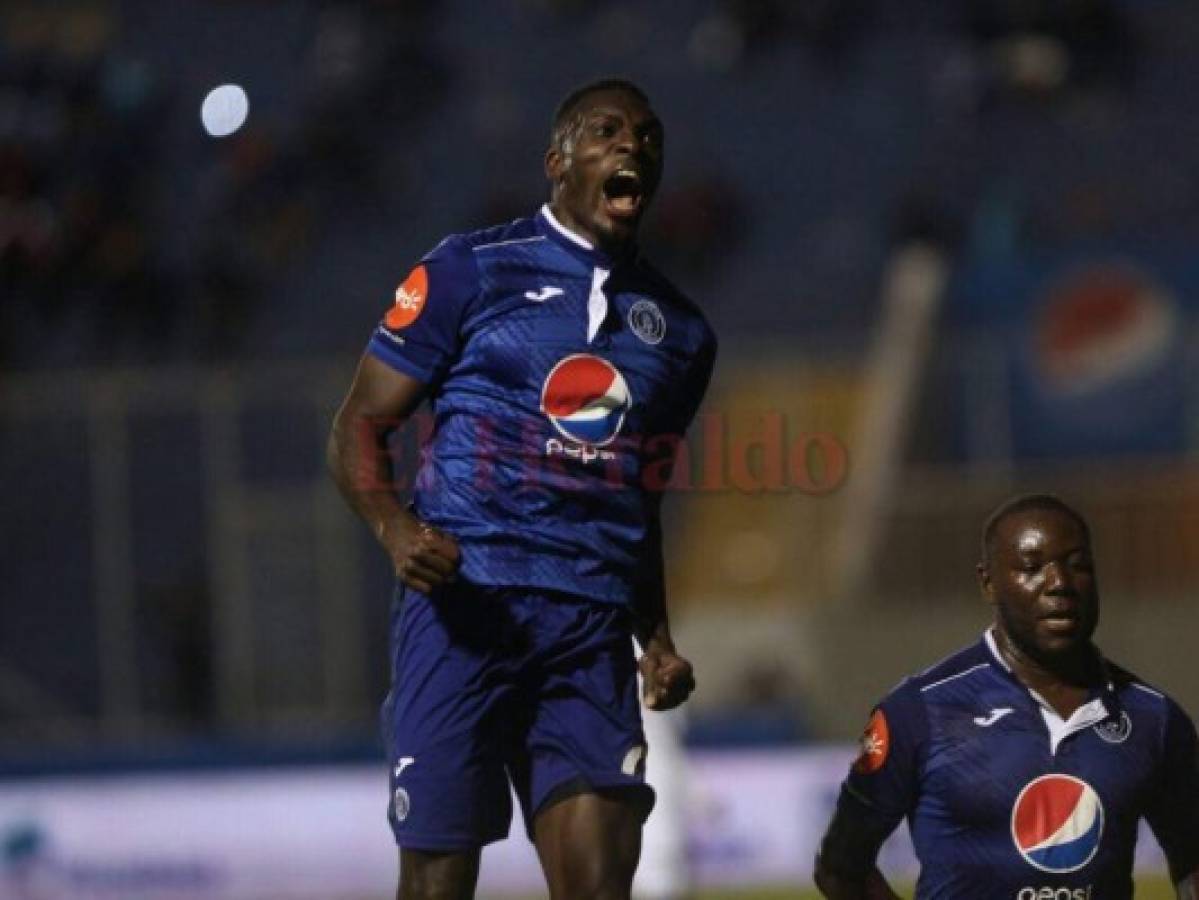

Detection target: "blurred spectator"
[689, 0, 869, 72]
[967, 0, 1137, 103]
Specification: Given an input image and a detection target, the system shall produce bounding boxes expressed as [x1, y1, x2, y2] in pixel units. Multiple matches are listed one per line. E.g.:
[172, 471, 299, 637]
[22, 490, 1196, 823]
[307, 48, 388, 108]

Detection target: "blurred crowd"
[0, 0, 455, 369]
[3, 0, 1189, 372]
[2, 0, 1198, 739]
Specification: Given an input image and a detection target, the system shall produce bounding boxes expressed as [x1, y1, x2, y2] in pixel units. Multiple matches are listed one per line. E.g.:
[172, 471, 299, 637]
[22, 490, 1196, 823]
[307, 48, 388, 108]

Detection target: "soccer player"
[814, 494, 1199, 900]
[327, 78, 716, 900]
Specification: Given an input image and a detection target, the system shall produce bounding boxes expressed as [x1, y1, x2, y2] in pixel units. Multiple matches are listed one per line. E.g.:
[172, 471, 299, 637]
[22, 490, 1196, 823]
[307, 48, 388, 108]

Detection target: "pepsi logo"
[1034, 264, 1177, 397]
[540, 354, 632, 447]
[1011, 775, 1104, 874]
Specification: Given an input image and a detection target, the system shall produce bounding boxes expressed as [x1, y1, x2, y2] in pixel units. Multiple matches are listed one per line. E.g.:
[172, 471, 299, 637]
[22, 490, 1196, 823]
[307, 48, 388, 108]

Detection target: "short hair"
[550, 78, 650, 150]
[980, 493, 1091, 565]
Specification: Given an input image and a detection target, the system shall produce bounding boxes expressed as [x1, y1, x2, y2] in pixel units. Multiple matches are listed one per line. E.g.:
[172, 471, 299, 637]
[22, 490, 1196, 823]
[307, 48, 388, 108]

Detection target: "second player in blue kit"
[328, 78, 716, 899]
[814, 495, 1199, 900]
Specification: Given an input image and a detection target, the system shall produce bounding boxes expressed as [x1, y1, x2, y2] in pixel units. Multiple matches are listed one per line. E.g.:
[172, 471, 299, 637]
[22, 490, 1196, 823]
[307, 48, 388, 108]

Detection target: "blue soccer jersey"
[367, 205, 716, 606]
[839, 630, 1199, 899]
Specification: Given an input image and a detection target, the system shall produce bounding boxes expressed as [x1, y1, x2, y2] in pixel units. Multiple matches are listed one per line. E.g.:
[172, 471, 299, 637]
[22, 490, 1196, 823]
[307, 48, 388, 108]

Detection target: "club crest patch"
[1093, 710, 1132, 744]
[628, 299, 666, 345]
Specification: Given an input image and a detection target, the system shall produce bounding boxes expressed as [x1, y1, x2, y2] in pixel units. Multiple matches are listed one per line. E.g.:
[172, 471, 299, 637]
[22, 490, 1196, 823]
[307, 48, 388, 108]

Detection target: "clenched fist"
[381, 515, 461, 594]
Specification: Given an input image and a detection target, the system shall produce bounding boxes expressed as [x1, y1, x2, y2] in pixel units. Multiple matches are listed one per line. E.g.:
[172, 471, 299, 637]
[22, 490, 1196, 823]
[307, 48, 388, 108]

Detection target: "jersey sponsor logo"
[525, 285, 564, 302]
[1092, 711, 1131, 744]
[1012, 774, 1104, 873]
[852, 708, 890, 775]
[393, 786, 411, 822]
[974, 706, 1015, 727]
[628, 299, 666, 345]
[540, 354, 632, 447]
[621, 744, 647, 777]
[385, 264, 429, 329]
[1018, 887, 1093, 899]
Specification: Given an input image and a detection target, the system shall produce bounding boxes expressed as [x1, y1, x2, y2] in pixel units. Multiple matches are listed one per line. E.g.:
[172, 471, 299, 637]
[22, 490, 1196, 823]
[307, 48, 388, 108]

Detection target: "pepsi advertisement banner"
[945, 251, 1197, 461]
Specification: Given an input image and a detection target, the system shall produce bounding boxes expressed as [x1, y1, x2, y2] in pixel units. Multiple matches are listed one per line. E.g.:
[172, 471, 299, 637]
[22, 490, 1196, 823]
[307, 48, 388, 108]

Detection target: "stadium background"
[1, 0, 1197, 896]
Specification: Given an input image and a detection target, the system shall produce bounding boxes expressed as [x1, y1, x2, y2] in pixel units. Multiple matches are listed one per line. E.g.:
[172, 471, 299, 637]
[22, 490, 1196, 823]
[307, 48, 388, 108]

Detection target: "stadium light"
[200, 84, 249, 138]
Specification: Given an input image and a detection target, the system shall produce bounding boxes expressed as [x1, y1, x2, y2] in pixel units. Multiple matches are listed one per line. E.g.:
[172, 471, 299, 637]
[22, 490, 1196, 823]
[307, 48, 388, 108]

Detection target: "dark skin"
[545, 87, 664, 256]
[327, 85, 693, 900]
[814, 506, 1103, 900]
[978, 507, 1102, 719]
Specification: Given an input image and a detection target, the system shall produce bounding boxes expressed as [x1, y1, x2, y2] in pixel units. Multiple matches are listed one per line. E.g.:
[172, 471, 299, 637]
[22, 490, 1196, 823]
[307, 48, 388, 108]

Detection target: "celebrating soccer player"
[815, 494, 1199, 900]
[328, 78, 716, 900]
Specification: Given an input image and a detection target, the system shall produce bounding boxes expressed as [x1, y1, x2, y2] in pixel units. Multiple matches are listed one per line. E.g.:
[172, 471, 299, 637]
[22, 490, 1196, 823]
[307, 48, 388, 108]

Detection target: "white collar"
[540, 204, 595, 251]
[983, 627, 1110, 754]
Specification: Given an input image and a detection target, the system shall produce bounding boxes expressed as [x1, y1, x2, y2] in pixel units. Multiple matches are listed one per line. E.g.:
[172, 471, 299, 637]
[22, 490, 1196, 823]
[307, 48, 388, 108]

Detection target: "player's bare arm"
[814, 802, 902, 900]
[327, 353, 460, 593]
[1179, 871, 1199, 900]
[631, 490, 695, 711]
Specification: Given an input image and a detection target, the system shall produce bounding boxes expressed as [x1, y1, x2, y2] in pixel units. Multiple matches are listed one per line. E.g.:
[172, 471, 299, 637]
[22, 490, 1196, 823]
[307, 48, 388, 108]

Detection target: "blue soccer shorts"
[381, 579, 654, 850]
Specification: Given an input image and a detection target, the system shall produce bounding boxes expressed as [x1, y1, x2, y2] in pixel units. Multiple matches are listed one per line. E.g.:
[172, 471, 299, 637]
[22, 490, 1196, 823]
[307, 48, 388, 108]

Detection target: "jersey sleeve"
[1145, 698, 1199, 883]
[818, 680, 927, 879]
[367, 237, 480, 385]
[666, 323, 717, 438]
[842, 680, 927, 829]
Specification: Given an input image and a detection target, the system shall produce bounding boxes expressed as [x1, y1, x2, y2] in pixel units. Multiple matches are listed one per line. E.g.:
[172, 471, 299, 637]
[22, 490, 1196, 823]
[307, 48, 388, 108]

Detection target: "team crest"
[1093, 711, 1132, 744]
[852, 708, 890, 775]
[628, 299, 666, 345]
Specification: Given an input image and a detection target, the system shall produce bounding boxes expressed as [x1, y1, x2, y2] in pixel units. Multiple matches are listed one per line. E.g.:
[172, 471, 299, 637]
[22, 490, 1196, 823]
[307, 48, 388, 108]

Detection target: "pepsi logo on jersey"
[1017, 887, 1092, 900]
[540, 354, 632, 449]
[1011, 774, 1104, 874]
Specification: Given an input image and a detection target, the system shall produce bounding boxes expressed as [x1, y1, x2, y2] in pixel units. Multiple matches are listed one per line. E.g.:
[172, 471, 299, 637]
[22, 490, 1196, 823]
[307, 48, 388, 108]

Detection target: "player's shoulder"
[905, 638, 995, 698]
[632, 257, 716, 353]
[456, 215, 544, 260]
[423, 215, 543, 266]
[1107, 659, 1193, 723]
[632, 257, 704, 318]
[867, 641, 993, 739]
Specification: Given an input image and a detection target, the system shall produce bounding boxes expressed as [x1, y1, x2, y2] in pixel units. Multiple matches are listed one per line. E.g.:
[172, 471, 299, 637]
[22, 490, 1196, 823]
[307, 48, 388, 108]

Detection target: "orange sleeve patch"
[384, 265, 429, 329]
[852, 708, 890, 775]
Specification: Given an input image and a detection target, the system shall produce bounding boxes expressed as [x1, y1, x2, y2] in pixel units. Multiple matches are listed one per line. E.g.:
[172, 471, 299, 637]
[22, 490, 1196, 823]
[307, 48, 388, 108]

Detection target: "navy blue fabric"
[381, 580, 650, 850]
[840, 636, 1199, 898]
[366, 210, 716, 605]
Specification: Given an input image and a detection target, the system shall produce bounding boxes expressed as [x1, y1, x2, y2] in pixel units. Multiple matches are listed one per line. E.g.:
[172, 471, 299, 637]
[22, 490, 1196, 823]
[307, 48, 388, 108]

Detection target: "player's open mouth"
[602, 169, 644, 218]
